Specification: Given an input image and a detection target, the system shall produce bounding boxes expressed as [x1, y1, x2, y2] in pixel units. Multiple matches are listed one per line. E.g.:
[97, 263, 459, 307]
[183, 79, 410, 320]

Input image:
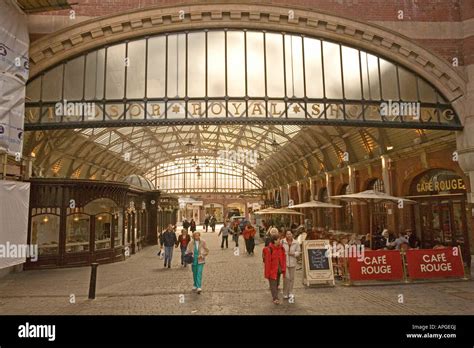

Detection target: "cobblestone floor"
[0, 226, 473, 315]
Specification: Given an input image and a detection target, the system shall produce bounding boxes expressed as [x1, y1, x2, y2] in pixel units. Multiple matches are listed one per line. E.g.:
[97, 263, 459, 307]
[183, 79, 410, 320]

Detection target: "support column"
[456, 100, 474, 267]
[326, 173, 336, 231]
[382, 155, 397, 233]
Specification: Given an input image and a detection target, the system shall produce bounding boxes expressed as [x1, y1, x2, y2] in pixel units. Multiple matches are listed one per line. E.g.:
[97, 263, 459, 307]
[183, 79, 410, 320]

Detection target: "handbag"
[158, 247, 164, 260]
[184, 252, 194, 264]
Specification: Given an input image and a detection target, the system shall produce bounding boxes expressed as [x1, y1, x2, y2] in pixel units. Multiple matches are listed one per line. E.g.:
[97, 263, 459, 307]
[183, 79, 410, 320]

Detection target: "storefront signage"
[348, 250, 404, 281]
[302, 240, 335, 286]
[416, 178, 465, 193]
[413, 170, 465, 194]
[405, 248, 465, 279]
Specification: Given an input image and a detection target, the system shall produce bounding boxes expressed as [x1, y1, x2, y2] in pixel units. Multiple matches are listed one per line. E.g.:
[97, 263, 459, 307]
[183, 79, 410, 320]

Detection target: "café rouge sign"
[416, 177, 465, 193]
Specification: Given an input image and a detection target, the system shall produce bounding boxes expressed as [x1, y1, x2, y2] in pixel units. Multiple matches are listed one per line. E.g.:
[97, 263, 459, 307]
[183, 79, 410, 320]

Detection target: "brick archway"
[29, 2, 465, 119]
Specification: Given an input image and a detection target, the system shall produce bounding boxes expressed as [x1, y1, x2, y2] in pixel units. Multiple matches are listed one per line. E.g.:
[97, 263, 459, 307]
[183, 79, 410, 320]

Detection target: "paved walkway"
[0, 227, 473, 315]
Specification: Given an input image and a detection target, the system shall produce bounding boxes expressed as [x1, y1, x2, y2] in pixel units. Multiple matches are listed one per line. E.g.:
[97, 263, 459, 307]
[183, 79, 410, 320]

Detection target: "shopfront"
[204, 203, 223, 222]
[408, 169, 471, 265]
[157, 195, 179, 234]
[26, 178, 164, 269]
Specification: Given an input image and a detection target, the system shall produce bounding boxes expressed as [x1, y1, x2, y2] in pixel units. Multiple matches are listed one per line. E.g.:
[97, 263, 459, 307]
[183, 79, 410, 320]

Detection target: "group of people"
[218, 219, 256, 255]
[204, 215, 217, 233]
[158, 218, 301, 304]
[366, 228, 420, 251]
[158, 225, 209, 294]
[181, 218, 197, 232]
[262, 227, 301, 305]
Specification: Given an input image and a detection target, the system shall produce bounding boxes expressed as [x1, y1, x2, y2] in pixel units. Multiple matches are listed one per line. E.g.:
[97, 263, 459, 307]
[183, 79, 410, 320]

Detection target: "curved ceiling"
[24, 124, 455, 190]
[23, 17, 459, 192]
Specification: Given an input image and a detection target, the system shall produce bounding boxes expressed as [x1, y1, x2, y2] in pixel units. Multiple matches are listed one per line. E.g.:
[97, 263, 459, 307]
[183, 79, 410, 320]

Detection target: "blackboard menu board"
[307, 248, 330, 271]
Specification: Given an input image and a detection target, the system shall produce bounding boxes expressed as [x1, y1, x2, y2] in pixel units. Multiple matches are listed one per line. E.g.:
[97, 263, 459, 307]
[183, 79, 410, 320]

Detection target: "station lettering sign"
[405, 248, 465, 280]
[348, 250, 404, 281]
[28, 102, 457, 126]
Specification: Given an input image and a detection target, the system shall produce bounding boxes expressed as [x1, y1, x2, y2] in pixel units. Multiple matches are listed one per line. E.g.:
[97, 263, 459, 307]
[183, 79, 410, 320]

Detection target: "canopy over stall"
[290, 200, 342, 209]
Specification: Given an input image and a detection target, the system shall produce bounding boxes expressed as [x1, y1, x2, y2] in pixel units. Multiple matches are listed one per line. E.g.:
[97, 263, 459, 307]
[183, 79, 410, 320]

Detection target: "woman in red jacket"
[243, 222, 257, 255]
[262, 234, 286, 304]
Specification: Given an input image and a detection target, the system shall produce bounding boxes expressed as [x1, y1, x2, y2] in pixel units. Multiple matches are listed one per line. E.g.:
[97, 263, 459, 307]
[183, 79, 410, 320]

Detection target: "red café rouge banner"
[348, 250, 404, 281]
[405, 248, 465, 279]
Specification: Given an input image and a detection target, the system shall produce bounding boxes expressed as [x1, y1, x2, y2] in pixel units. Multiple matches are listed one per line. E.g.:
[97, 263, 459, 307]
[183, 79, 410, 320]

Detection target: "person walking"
[218, 221, 231, 249]
[204, 216, 210, 233]
[243, 222, 257, 255]
[182, 218, 190, 231]
[210, 216, 217, 232]
[281, 230, 301, 301]
[265, 226, 279, 246]
[162, 224, 177, 268]
[176, 229, 191, 267]
[190, 218, 197, 233]
[262, 232, 286, 305]
[231, 219, 241, 247]
[186, 232, 209, 294]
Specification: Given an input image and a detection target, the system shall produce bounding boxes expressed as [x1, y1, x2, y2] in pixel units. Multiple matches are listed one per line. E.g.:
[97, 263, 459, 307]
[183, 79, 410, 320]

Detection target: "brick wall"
[44, 0, 462, 22]
[29, 0, 473, 69]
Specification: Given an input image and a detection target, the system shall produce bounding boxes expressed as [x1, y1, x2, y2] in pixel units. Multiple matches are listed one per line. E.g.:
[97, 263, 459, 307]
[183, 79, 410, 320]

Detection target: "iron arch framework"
[25, 29, 461, 131]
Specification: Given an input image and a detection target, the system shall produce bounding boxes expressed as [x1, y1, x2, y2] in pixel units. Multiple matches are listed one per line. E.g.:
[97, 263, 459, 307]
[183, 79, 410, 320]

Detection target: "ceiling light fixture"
[185, 139, 194, 152]
[271, 139, 279, 151]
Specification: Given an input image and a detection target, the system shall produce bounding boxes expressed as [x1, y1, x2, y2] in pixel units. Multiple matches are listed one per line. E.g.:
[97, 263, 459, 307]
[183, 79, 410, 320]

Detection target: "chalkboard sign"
[302, 240, 335, 286]
[307, 248, 330, 271]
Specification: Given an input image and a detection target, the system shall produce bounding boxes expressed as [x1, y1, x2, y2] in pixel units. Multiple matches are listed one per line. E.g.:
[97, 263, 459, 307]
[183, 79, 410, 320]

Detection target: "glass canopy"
[149, 156, 262, 194]
[25, 29, 459, 130]
[24, 28, 460, 193]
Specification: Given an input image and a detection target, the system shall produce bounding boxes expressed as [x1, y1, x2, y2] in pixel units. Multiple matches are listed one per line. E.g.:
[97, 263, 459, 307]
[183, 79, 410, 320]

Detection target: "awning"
[290, 200, 342, 209]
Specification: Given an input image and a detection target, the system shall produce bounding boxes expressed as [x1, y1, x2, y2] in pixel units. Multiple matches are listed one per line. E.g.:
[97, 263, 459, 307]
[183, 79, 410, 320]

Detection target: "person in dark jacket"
[407, 229, 419, 249]
[190, 219, 197, 233]
[204, 216, 210, 232]
[161, 224, 177, 268]
[231, 219, 241, 247]
[182, 218, 190, 231]
[262, 233, 286, 305]
[210, 216, 217, 232]
[176, 229, 191, 267]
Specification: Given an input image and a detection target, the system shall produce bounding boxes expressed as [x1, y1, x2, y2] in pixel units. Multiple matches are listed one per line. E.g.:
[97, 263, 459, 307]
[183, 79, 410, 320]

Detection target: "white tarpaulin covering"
[0, 0, 29, 156]
[0, 180, 30, 269]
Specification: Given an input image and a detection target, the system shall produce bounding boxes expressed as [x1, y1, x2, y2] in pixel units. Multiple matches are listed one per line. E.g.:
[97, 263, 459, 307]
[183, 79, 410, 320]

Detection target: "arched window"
[367, 178, 387, 233]
[66, 213, 91, 253]
[368, 178, 385, 193]
[319, 187, 333, 230]
[151, 156, 262, 194]
[30, 208, 61, 256]
[84, 198, 121, 250]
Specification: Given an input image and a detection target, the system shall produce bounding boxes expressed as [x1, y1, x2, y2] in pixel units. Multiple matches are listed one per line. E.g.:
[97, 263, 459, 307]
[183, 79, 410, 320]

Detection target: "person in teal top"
[186, 232, 209, 294]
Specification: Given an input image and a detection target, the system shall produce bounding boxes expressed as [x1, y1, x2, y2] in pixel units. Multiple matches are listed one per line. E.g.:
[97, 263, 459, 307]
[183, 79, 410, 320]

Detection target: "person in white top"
[281, 230, 301, 301]
[186, 232, 209, 294]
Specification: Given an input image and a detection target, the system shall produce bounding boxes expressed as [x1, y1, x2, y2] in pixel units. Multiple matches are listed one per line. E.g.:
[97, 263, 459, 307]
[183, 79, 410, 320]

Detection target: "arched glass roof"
[25, 29, 459, 130]
[23, 29, 458, 193]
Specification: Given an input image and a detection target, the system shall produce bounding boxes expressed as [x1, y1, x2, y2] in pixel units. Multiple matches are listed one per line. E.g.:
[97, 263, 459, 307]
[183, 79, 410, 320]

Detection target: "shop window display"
[30, 209, 60, 255]
[84, 198, 120, 250]
[66, 213, 91, 253]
